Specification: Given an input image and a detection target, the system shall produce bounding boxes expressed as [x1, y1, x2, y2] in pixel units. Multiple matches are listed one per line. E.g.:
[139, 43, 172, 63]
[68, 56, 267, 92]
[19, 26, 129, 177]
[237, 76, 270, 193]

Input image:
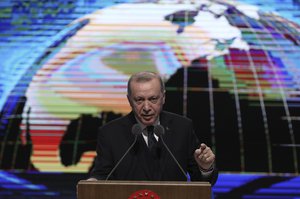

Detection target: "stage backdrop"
[0, 0, 299, 174]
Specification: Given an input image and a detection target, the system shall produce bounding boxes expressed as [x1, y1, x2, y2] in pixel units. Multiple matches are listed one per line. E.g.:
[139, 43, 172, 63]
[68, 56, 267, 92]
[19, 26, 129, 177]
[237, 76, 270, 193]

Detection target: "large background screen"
[0, 0, 300, 198]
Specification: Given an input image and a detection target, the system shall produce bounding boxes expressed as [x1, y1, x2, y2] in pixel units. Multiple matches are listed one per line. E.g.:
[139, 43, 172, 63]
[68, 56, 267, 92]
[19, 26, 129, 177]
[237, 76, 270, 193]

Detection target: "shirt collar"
[134, 115, 160, 134]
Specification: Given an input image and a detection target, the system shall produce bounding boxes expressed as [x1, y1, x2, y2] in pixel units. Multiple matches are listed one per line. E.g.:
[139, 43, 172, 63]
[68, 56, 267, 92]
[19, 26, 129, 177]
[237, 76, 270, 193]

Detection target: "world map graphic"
[0, 0, 299, 174]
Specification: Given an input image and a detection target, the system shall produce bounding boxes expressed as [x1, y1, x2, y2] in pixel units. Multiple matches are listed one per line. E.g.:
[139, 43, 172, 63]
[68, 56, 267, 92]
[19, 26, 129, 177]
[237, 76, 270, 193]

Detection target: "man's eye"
[135, 98, 143, 103]
[150, 97, 158, 103]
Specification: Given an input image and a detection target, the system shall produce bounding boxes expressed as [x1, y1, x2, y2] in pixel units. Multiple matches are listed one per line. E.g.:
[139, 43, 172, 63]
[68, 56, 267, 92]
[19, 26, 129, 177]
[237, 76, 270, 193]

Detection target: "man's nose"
[143, 101, 151, 112]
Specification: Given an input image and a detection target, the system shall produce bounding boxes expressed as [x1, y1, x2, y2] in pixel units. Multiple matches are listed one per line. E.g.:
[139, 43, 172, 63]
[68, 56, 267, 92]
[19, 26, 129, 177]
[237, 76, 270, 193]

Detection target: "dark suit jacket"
[90, 111, 218, 185]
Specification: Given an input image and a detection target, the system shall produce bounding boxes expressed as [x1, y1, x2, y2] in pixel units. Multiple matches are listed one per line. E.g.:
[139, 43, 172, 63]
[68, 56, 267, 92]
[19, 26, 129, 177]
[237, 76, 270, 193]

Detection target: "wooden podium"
[77, 180, 211, 199]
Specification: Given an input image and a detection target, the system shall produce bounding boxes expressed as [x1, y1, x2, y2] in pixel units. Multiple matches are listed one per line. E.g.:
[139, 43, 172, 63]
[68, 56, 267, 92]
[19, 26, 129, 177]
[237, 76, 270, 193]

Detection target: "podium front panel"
[77, 180, 211, 199]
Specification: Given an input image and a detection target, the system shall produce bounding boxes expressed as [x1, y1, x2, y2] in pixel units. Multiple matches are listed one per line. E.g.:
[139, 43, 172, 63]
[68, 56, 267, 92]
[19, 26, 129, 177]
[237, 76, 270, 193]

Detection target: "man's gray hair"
[127, 71, 165, 96]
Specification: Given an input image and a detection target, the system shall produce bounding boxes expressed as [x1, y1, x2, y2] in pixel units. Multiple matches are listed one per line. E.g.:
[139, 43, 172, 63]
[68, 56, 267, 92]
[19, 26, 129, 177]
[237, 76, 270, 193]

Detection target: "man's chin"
[140, 118, 155, 126]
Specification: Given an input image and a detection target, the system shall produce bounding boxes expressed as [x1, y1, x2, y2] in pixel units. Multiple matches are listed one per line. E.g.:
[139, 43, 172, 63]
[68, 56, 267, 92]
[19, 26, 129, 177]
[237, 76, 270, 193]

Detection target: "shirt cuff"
[199, 165, 214, 176]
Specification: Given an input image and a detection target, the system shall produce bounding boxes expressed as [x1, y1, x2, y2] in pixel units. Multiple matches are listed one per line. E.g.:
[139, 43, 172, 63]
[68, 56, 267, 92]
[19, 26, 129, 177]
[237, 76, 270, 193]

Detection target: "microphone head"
[154, 124, 165, 137]
[131, 124, 142, 136]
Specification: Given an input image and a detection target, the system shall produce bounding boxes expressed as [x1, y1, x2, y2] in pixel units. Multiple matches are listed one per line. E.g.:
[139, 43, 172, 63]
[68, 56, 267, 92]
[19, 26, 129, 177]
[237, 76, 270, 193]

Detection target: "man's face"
[127, 78, 165, 126]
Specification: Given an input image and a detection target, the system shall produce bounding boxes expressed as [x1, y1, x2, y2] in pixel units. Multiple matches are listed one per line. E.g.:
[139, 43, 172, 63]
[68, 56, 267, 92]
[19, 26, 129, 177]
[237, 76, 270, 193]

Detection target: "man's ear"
[127, 94, 133, 107]
[162, 90, 166, 104]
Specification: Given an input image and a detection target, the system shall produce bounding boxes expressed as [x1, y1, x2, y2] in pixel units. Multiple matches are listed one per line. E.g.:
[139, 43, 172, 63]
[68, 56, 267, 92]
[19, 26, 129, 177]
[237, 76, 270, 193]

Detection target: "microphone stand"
[105, 135, 138, 181]
[159, 136, 189, 181]
[155, 125, 189, 181]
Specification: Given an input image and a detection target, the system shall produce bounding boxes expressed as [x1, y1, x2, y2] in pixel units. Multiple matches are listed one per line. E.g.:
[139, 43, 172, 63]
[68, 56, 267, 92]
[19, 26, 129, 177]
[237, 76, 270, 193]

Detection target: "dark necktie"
[147, 125, 157, 150]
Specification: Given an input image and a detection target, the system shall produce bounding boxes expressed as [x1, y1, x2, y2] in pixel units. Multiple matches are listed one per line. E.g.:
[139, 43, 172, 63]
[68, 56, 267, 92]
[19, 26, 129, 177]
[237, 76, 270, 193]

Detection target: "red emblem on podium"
[128, 189, 160, 199]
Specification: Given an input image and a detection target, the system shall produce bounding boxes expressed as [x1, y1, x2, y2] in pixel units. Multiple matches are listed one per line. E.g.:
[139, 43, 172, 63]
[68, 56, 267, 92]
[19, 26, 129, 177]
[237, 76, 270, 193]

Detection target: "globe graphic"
[1, 0, 299, 174]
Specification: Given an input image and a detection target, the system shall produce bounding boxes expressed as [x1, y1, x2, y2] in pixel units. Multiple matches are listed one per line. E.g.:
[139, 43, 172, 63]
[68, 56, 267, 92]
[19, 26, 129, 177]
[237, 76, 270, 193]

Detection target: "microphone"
[154, 124, 189, 181]
[105, 124, 141, 181]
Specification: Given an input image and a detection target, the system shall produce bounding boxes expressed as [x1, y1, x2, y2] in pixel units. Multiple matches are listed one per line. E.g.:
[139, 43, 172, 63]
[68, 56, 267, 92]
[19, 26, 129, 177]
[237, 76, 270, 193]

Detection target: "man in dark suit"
[89, 71, 218, 185]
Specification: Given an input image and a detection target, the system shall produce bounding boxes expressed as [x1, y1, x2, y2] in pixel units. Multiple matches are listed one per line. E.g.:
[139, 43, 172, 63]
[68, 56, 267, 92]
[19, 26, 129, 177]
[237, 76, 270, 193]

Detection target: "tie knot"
[147, 125, 154, 134]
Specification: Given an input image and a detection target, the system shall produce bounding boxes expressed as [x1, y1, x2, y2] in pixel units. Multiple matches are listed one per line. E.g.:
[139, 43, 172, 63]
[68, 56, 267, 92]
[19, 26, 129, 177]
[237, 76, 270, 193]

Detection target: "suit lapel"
[158, 111, 174, 180]
[137, 135, 152, 179]
[121, 111, 137, 145]
[121, 111, 152, 179]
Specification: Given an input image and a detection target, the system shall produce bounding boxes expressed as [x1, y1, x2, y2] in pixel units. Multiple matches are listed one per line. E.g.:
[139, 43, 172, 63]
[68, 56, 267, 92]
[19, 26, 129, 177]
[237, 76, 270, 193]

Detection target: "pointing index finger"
[200, 143, 207, 150]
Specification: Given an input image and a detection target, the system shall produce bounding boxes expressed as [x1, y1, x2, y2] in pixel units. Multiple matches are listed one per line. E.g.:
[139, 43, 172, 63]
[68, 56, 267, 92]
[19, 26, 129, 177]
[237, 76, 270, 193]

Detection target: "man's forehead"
[132, 77, 158, 84]
[132, 79, 160, 88]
